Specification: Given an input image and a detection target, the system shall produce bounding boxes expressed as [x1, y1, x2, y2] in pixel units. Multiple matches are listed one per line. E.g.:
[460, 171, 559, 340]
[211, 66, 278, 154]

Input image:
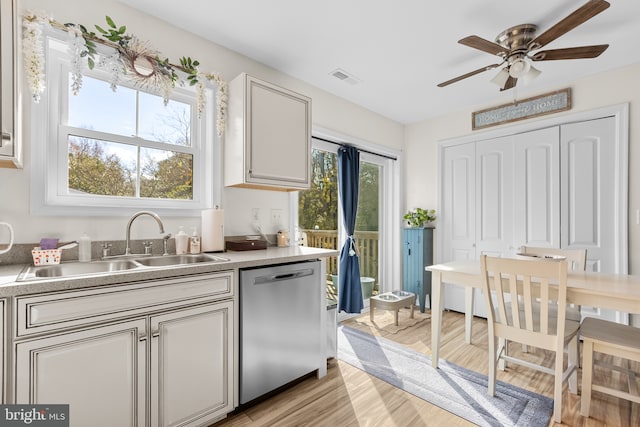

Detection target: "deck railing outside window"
[301, 229, 379, 301]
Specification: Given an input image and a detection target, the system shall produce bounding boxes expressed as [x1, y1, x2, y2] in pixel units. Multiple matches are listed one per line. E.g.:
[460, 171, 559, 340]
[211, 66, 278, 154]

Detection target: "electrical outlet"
[271, 209, 283, 225]
[251, 208, 260, 221]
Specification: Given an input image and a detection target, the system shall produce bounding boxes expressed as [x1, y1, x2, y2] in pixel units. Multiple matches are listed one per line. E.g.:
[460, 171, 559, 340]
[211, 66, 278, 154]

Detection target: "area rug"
[352, 308, 430, 334]
[337, 325, 553, 427]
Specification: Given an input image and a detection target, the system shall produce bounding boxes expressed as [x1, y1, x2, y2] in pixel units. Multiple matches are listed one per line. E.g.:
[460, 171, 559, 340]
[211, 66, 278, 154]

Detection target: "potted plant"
[404, 208, 436, 228]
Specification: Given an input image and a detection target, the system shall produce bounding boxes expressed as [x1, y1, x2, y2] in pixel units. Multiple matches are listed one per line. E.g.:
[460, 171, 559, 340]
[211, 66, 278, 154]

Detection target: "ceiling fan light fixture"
[490, 68, 510, 87]
[508, 57, 530, 78]
[522, 64, 542, 85]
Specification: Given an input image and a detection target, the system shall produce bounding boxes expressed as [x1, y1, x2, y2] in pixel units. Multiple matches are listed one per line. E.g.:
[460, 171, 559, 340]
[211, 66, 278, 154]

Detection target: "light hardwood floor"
[212, 310, 639, 427]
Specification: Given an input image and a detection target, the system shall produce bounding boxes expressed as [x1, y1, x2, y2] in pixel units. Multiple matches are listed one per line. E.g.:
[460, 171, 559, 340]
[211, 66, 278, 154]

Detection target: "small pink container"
[31, 249, 62, 266]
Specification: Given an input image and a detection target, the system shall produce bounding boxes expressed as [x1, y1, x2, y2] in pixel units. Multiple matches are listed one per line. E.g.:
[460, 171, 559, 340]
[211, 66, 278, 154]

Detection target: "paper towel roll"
[201, 208, 225, 252]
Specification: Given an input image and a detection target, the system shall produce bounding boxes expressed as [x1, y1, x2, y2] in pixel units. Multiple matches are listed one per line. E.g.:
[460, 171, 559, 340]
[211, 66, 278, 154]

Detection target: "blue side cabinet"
[402, 227, 434, 313]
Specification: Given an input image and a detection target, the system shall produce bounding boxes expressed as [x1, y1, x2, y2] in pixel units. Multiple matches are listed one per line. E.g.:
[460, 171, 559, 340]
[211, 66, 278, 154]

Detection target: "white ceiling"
[122, 0, 640, 124]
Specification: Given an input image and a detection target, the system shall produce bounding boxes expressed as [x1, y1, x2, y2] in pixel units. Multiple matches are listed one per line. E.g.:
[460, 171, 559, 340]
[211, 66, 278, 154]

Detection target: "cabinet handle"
[1, 132, 11, 147]
[139, 335, 147, 342]
[152, 331, 160, 338]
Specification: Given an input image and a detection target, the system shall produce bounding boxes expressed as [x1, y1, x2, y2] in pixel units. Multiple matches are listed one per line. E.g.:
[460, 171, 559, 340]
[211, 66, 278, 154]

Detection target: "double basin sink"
[17, 253, 230, 281]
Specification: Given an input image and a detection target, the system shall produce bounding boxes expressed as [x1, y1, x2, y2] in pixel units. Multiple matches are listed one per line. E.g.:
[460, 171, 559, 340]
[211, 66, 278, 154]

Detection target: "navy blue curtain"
[337, 145, 363, 313]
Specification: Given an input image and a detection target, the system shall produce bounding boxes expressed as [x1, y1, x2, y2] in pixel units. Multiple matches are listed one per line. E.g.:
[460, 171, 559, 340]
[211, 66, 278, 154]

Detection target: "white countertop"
[0, 246, 338, 297]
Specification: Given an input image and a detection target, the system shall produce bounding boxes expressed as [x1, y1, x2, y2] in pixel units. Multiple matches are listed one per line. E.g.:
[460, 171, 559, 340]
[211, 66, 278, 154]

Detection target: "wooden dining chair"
[519, 247, 587, 359]
[520, 246, 587, 321]
[480, 255, 580, 424]
[580, 317, 640, 418]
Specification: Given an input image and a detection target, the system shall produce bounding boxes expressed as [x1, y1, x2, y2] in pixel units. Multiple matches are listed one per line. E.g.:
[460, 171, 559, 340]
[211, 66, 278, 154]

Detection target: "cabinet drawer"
[15, 272, 233, 337]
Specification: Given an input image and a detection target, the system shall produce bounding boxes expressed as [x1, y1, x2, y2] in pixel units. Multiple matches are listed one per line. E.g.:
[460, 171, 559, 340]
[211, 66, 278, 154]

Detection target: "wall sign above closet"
[472, 88, 571, 130]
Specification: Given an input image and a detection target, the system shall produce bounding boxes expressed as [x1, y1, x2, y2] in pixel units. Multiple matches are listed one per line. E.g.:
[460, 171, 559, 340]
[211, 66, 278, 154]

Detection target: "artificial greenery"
[403, 208, 436, 228]
[24, 12, 228, 135]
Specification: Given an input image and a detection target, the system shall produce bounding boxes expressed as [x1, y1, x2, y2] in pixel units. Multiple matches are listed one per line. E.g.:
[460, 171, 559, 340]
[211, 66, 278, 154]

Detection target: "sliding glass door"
[296, 137, 398, 314]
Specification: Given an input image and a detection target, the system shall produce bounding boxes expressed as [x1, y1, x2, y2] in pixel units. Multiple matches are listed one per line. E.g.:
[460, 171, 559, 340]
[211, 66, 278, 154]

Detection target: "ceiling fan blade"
[459, 36, 508, 57]
[531, 44, 609, 61]
[437, 63, 503, 87]
[501, 76, 517, 91]
[529, 0, 610, 50]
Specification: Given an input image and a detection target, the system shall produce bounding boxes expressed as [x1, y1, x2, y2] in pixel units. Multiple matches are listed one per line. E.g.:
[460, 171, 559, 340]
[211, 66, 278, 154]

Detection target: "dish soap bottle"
[190, 227, 201, 254]
[175, 227, 189, 255]
[79, 233, 91, 262]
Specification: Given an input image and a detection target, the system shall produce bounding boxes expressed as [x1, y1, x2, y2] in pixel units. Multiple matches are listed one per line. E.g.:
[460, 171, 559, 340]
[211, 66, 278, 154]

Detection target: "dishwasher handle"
[253, 268, 315, 285]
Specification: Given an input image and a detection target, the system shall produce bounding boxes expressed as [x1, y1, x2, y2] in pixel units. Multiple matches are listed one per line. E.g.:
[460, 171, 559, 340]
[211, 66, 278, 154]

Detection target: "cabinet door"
[151, 301, 234, 427]
[403, 229, 423, 303]
[403, 228, 433, 312]
[0, 299, 4, 403]
[0, 0, 19, 166]
[15, 319, 146, 427]
[247, 77, 311, 188]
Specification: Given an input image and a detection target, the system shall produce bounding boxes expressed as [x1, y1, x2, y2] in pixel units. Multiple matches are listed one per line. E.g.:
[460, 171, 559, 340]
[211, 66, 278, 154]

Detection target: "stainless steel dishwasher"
[239, 260, 321, 404]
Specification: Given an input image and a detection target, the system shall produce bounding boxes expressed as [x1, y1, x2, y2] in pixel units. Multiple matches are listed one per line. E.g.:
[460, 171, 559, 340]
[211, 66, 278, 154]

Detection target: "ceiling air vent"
[330, 68, 360, 85]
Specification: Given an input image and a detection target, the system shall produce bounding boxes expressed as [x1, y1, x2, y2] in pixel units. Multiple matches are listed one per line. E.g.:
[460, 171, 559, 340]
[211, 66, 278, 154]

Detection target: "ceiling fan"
[437, 0, 610, 91]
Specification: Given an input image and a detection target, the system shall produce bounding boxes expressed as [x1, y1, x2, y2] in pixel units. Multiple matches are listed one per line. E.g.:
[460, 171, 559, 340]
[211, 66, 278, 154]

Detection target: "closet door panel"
[561, 117, 617, 275]
[513, 127, 560, 250]
[441, 142, 475, 313]
[442, 142, 476, 262]
[476, 136, 513, 257]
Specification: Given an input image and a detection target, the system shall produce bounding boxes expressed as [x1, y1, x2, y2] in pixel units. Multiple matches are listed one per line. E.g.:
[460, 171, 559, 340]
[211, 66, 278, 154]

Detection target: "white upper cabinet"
[0, 0, 21, 168]
[225, 73, 311, 191]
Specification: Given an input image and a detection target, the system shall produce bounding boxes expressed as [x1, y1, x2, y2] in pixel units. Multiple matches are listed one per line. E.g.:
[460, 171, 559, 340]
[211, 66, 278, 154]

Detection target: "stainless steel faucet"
[125, 211, 166, 255]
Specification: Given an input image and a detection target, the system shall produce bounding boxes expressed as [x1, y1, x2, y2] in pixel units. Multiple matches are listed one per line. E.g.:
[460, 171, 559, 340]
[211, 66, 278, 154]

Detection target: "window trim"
[30, 34, 220, 216]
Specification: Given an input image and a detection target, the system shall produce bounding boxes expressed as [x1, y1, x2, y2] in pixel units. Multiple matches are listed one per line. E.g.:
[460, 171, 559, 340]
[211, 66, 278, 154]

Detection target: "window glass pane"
[355, 161, 380, 297]
[138, 93, 191, 146]
[68, 136, 137, 197]
[68, 75, 136, 136]
[140, 148, 193, 200]
[298, 148, 339, 303]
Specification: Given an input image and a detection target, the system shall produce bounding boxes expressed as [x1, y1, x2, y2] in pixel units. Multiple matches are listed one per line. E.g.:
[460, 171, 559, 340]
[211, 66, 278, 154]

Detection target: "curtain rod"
[313, 136, 398, 161]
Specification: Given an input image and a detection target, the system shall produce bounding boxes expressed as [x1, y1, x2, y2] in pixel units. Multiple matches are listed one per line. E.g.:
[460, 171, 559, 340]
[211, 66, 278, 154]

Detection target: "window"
[30, 36, 218, 215]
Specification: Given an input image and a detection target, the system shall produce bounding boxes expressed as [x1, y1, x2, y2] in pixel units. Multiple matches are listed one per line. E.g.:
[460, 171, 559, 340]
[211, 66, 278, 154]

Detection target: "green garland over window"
[23, 13, 227, 136]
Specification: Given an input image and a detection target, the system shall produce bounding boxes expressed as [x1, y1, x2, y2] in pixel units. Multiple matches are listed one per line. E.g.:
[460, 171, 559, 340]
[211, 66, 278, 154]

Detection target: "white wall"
[404, 63, 640, 274]
[0, 0, 403, 245]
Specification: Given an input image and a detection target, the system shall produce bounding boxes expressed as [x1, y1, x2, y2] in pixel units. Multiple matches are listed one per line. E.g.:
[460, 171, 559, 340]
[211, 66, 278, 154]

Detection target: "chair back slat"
[508, 275, 521, 329]
[540, 277, 549, 334]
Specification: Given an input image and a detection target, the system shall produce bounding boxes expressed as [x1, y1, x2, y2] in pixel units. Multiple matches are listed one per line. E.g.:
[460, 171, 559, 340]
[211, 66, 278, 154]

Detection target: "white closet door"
[476, 135, 514, 257]
[561, 117, 617, 274]
[441, 142, 476, 313]
[441, 142, 476, 262]
[512, 126, 561, 250]
[561, 117, 620, 322]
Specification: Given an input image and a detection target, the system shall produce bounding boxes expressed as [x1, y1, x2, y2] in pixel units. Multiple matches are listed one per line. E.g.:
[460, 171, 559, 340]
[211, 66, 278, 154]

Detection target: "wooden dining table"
[426, 260, 640, 368]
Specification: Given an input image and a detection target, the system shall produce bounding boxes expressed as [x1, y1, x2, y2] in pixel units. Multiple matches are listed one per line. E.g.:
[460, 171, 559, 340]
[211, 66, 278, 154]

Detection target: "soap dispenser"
[189, 227, 201, 254]
[175, 227, 189, 255]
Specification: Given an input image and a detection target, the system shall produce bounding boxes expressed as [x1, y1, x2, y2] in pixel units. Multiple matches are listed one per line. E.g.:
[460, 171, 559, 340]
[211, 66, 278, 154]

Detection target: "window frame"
[30, 34, 220, 216]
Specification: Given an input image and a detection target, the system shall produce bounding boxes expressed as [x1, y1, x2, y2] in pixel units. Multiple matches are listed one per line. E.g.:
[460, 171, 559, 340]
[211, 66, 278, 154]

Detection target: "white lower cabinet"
[12, 272, 236, 427]
[15, 319, 147, 427]
[151, 302, 234, 427]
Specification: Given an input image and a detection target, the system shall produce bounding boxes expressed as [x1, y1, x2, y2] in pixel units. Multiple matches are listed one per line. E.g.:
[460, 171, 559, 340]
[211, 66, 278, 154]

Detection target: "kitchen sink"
[133, 254, 229, 267]
[18, 260, 141, 281]
[16, 254, 229, 281]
